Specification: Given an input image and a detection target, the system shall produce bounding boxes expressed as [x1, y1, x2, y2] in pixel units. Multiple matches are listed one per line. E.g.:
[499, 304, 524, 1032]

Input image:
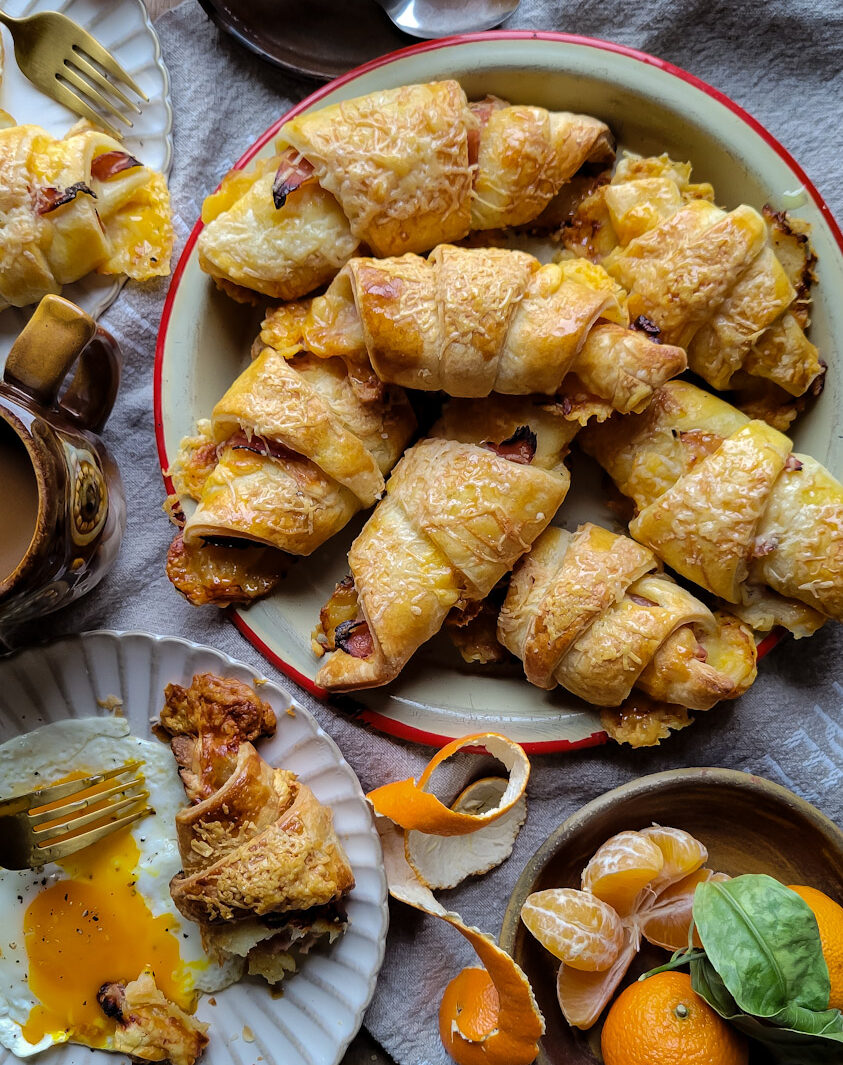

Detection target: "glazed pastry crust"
[0, 120, 172, 308]
[582, 381, 843, 624]
[499, 524, 756, 714]
[564, 152, 822, 397]
[316, 399, 573, 691]
[199, 81, 612, 301]
[268, 244, 687, 411]
[174, 350, 415, 557]
[158, 675, 354, 975]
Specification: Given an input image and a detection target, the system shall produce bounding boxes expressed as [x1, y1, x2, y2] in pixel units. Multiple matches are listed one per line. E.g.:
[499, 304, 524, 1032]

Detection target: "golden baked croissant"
[165, 346, 416, 605]
[0, 118, 172, 308]
[314, 396, 576, 691]
[198, 81, 612, 302]
[581, 380, 843, 628]
[159, 674, 354, 985]
[258, 245, 687, 412]
[563, 153, 822, 398]
[499, 523, 757, 745]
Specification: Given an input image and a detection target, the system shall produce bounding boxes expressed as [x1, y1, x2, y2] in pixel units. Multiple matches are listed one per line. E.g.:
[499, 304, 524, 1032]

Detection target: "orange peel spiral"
[368, 733, 542, 1065]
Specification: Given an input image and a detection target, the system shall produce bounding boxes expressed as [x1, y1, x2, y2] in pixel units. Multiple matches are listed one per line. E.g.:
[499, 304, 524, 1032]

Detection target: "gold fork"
[0, 760, 152, 869]
[0, 7, 149, 139]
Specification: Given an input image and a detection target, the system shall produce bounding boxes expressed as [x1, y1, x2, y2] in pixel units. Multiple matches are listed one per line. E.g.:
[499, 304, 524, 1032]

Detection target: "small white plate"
[155, 33, 843, 752]
[0, 0, 174, 360]
[0, 630, 387, 1065]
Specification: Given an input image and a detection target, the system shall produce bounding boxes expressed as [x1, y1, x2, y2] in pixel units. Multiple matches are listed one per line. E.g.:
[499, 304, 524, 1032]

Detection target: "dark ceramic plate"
[500, 768, 843, 1065]
[196, 0, 411, 79]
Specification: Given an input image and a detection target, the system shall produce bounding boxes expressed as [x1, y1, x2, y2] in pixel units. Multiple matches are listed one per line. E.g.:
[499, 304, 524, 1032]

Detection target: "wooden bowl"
[500, 768, 843, 1065]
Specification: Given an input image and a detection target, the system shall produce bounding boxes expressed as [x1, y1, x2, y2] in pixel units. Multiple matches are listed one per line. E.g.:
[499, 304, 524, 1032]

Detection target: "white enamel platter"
[155, 33, 843, 752]
[0, 0, 173, 360]
[0, 630, 388, 1065]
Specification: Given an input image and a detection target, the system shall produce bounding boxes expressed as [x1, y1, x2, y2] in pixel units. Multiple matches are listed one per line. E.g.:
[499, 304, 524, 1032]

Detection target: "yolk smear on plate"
[22, 774, 194, 1047]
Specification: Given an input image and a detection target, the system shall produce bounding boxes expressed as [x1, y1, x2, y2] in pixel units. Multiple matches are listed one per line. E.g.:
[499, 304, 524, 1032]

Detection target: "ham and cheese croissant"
[581, 380, 843, 629]
[165, 346, 416, 605]
[198, 80, 613, 302]
[159, 673, 354, 985]
[563, 153, 822, 398]
[499, 523, 757, 746]
[0, 118, 172, 308]
[259, 244, 687, 413]
[314, 396, 576, 691]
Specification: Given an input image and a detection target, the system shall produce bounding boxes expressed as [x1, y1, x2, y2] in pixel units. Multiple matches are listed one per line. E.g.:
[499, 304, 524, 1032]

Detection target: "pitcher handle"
[3, 294, 121, 432]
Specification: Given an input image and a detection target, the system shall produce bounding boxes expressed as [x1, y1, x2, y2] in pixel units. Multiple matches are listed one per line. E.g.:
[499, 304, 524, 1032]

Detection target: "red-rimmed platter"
[154, 32, 843, 751]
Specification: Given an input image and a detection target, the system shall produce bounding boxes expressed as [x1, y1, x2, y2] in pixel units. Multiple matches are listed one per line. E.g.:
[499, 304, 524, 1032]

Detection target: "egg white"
[0, 717, 241, 1058]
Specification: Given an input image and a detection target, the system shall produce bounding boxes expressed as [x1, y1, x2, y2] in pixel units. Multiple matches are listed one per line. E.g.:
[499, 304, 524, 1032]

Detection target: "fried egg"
[0, 717, 241, 1058]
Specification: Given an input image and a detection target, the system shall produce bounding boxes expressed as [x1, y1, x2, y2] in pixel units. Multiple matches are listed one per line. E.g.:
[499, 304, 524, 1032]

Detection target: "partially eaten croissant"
[158, 673, 354, 985]
[259, 244, 687, 413]
[198, 80, 613, 302]
[0, 117, 172, 308]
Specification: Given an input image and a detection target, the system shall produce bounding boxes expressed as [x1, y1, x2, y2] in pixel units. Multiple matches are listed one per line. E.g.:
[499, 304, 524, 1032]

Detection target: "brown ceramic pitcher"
[0, 295, 125, 636]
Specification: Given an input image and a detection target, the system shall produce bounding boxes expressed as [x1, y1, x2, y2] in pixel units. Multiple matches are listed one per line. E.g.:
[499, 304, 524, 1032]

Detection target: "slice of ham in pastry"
[198, 80, 612, 302]
[158, 674, 354, 984]
[315, 397, 575, 691]
[581, 380, 843, 626]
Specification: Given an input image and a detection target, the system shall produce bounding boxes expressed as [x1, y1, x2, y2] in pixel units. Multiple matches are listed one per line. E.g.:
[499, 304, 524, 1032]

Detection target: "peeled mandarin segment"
[375, 808, 544, 1065]
[639, 868, 729, 951]
[581, 830, 665, 915]
[406, 777, 528, 890]
[639, 824, 708, 896]
[556, 924, 639, 1030]
[367, 732, 530, 837]
[521, 888, 624, 972]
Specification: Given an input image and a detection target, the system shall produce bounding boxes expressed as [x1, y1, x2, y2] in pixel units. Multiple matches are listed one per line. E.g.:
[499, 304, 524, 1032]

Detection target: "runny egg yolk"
[22, 776, 194, 1048]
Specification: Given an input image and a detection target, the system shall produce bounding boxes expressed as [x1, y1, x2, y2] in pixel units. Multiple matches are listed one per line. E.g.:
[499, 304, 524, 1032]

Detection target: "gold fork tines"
[0, 8, 148, 139]
[0, 760, 153, 870]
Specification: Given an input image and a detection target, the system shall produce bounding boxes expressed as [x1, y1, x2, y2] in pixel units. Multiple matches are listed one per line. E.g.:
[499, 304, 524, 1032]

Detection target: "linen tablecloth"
[15, 2, 843, 1062]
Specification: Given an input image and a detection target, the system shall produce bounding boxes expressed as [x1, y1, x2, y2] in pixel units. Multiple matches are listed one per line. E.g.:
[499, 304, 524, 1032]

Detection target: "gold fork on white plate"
[0, 760, 152, 869]
[0, 7, 148, 138]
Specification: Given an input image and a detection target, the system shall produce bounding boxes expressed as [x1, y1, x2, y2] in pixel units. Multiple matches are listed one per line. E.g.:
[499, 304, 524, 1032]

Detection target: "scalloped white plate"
[0, 630, 387, 1065]
[0, 0, 173, 360]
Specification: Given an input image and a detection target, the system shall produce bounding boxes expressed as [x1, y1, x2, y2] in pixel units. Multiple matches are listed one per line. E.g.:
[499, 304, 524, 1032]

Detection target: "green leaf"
[691, 958, 843, 1065]
[693, 874, 830, 1015]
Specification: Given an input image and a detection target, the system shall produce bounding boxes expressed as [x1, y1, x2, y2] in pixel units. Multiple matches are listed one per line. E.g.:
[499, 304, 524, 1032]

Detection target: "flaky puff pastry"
[499, 523, 757, 719]
[581, 380, 843, 627]
[563, 153, 822, 397]
[198, 80, 612, 302]
[0, 120, 172, 308]
[261, 244, 687, 412]
[172, 350, 415, 558]
[159, 674, 354, 978]
[315, 396, 575, 691]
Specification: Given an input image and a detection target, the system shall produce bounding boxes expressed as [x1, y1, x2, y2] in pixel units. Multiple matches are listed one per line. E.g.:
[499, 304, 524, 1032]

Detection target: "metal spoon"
[376, 0, 520, 39]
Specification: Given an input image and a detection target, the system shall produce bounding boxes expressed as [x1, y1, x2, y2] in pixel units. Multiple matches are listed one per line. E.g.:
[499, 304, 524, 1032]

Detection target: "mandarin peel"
[371, 736, 542, 1065]
[406, 777, 528, 890]
[367, 732, 530, 837]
